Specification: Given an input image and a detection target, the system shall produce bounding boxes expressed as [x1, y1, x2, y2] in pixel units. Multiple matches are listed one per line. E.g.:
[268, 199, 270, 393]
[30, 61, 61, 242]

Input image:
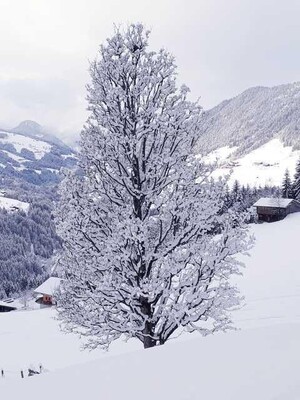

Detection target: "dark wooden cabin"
[253, 197, 300, 222]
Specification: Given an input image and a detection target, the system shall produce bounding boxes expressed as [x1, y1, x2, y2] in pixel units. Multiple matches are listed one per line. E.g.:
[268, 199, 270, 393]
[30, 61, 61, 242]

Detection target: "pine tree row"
[281, 158, 300, 199]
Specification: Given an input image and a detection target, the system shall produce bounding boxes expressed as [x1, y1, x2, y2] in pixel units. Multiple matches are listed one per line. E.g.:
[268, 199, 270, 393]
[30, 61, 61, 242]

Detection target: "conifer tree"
[56, 24, 251, 349]
[293, 159, 300, 200]
[282, 169, 294, 199]
[232, 179, 240, 196]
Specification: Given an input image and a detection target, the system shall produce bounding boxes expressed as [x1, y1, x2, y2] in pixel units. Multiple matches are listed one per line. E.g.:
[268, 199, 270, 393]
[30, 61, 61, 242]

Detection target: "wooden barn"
[253, 197, 300, 222]
[34, 277, 62, 306]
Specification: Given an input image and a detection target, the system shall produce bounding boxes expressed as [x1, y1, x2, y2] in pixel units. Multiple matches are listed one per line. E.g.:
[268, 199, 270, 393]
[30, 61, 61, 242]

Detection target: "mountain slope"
[198, 82, 300, 157]
[0, 121, 76, 195]
[208, 139, 300, 187]
[0, 122, 72, 299]
[12, 120, 70, 150]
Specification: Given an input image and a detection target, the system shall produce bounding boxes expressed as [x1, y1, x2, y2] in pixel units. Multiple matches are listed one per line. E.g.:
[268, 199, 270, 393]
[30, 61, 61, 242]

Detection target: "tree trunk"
[143, 321, 157, 349]
[140, 296, 157, 348]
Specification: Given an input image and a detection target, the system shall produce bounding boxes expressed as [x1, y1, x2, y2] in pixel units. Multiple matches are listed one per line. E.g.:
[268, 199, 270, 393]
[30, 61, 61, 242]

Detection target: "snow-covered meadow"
[1, 213, 299, 399]
[0, 130, 52, 160]
[0, 195, 29, 212]
[208, 138, 300, 187]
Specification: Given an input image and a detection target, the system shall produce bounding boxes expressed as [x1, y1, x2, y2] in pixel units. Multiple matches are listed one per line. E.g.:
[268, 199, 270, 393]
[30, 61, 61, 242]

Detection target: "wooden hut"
[34, 277, 62, 306]
[253, 197, 300, 222]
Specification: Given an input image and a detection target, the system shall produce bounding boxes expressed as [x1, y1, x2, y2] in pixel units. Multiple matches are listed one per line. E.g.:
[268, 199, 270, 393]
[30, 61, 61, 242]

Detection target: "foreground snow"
[0, 307, 141, 378]
[1, 214, 300, 399]
[0, 309, 102, 376]
[1, 323, 299, 400]
[234, 213, 300, 330]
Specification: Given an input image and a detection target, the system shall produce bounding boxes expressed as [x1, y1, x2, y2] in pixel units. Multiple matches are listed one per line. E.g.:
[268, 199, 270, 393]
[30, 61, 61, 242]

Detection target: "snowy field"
[0, 213, 300, 399]
[0, 308, 141, 378]
[209, 138, 300, 187]
[0, 130, 52, 160]
[0, 195, 29, 212]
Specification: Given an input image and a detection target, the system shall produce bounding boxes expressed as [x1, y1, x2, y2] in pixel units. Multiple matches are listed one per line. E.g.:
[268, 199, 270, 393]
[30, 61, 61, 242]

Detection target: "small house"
[253, 197, 300, 222]
[34, 277, 62, 306]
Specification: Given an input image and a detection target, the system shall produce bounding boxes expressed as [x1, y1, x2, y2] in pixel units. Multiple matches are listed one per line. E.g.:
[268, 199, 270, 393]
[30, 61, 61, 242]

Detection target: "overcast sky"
[0, 0, 300, 142]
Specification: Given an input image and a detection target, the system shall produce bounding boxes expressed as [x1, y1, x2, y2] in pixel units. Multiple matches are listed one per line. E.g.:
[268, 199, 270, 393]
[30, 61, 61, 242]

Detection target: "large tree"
[56, 24, 250, 349]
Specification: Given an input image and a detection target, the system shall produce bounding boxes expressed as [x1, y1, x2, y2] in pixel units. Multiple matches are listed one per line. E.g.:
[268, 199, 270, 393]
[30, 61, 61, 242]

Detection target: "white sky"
[0, 0, 299, 142]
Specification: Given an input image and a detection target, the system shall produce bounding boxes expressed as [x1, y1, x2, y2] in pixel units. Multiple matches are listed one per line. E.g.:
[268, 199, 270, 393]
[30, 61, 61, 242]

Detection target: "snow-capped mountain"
[199, 82, 300, 186]
[0, 121, 77, 194]
[12, 120, 72, 151]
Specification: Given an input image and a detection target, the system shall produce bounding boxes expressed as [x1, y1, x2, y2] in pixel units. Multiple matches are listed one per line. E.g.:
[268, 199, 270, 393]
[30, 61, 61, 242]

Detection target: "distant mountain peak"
[11, 120, 71, 150]
[14, 120, 43, 131]
[13, 120, 46, 140]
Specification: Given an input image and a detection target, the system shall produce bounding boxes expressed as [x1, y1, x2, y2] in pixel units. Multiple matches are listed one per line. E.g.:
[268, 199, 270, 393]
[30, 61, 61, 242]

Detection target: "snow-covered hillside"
[12, 120, 71, 150]
[0, 194, 29, 212]
[1, 323, 299, 400]
[0, 130, 52, 160]
[0, 121, 77, 189]
[198, 82, 300, 186]
[198, 82, 300, 156]
[1, 213, 299, 399]
[208, 138, 300, 187]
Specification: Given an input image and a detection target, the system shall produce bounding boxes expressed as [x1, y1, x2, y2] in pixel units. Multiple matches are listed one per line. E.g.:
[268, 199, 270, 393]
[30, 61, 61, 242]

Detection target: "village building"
[34, 277, 62, 306]
[253, 197, 300, 222]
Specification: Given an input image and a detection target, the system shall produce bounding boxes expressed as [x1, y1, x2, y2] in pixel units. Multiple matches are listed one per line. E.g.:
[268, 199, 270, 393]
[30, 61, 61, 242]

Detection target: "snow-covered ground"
[0, 195, 30, 212]
[0, 308, 105, 376]
[0, 130, 52, 160]
[1, 213, 300, 399]
[209, 138, 300, 187]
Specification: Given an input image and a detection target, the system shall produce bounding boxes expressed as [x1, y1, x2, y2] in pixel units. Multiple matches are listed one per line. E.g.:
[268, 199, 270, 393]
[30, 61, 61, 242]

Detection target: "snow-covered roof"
[34, 277, 62, 296]
[253, 197, 294, 208]
[0, 299, 21, 310]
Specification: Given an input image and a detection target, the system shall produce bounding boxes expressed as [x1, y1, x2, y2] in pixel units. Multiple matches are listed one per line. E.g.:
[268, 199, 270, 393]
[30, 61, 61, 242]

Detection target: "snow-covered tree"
[282, 169, 294, 199]
[232, 179, 240, 196]
[293, 159, 300, 200]
[56, 24, 251, 349]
